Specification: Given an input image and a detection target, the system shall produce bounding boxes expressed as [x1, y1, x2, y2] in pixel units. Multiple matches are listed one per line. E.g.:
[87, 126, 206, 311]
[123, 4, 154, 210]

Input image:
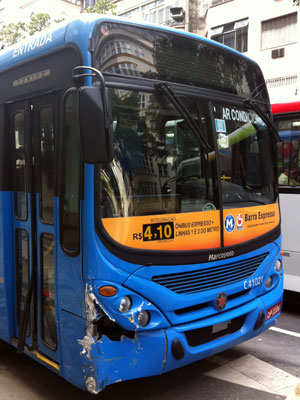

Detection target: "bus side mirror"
[78, 86, 113, 164]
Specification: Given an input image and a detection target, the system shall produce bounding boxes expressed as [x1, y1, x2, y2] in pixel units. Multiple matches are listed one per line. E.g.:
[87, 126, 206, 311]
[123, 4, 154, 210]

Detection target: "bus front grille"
[152, 253, 268, 295]
[184, 314, 246, 346]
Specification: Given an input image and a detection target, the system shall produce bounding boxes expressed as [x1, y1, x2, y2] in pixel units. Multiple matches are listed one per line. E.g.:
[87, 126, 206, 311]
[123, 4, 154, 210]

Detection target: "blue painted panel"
[0, 27, 66, 70]
[80, 330, 166, 392]
[55, 198, 85, 318]
[59, 309, 86, 390]
[124, 241, 281, 316]
[0, 192, 14, 341]
[74, 274, 282, 392]
[12, 192, 34, 347]
[163, 277, 283, 373]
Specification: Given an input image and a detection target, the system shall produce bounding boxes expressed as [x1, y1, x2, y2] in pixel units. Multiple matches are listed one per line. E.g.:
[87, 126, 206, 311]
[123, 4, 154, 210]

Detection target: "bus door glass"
[9, 94, 58, 362]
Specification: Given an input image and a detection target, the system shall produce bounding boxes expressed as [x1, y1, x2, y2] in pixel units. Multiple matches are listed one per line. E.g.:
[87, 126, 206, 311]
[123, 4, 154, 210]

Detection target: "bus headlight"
[119, 296, 132, 313]
[265, 276, 273, 288]
[274, 259, 282, 272]
[138, 311, 150, 327]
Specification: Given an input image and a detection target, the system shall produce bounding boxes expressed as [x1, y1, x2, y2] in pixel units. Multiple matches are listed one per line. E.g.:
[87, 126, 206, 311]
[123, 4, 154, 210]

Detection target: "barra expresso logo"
[244, 210, 276, 222]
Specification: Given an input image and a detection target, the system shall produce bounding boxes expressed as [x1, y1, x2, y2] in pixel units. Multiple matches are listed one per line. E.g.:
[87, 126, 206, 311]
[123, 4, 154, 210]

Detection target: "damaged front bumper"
[79, 276, 283, 394]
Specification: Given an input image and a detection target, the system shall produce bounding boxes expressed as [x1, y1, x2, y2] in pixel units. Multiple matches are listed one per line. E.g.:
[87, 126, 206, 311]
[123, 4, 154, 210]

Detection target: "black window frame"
[40, 232, 57, 351]
[59, 87, 82, 256]
[15, 228, 30, 335]
[13, 110, 29, 221]
[37, 104, 56, 226]
[211, 19, 248, 53]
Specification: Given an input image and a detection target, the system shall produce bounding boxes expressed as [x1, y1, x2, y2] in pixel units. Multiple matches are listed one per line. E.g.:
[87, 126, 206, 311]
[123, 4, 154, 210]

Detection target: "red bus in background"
[272, 102, 300, 293]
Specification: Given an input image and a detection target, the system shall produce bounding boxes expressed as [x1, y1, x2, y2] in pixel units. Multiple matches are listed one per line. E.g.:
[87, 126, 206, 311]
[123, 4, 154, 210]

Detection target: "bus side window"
[60, 90, 81, 254]
[277, 118, 300, 186]
[14, 112, 28, 220]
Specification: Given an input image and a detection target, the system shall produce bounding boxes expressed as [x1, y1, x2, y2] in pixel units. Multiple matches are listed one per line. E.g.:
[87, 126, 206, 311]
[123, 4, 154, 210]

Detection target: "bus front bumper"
[81, 277, 283, 393]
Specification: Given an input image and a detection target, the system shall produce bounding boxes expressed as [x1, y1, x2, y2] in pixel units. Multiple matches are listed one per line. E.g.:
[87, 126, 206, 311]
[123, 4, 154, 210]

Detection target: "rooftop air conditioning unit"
[170, 7, 185, 21]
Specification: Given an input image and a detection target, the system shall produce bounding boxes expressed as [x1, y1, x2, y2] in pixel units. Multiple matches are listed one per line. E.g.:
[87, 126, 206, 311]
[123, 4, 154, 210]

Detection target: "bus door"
[9, 94, 59, 363]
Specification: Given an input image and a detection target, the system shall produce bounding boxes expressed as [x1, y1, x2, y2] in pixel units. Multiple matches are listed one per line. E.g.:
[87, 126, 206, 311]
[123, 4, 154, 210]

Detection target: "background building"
[112, 0, 300, 104]
[113, 0, 209, 34]
[206, 0, 299, 104]
[0, 0, 81, 28]
[0, 0, 297, 104]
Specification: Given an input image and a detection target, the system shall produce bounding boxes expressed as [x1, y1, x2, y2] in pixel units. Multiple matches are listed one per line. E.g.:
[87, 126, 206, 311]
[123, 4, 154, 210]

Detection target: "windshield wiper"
[244, 98, 281, 142]
[155, 82, 211, 151]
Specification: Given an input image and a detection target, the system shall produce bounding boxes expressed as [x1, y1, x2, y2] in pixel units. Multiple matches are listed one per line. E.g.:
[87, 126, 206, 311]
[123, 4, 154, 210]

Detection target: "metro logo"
[225, 215, 235, 233]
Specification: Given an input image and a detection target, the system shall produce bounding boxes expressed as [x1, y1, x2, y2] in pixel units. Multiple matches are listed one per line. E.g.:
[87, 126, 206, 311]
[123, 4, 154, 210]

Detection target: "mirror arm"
[73, 65, 106, 88]
[73, 65, 109, 130]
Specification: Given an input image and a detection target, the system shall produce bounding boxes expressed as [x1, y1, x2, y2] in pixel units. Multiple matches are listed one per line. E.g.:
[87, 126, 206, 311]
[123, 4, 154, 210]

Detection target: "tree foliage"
[86, 0, 116, 15]
[27, 13, 51, 36]
[0, 13, 61, 48]
[0, 22, 27, 47]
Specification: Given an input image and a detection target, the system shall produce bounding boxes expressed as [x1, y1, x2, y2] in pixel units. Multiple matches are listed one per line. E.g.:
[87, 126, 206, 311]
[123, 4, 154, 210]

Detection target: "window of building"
[261, 13, 297, 50]
[84, 0, 96, 7]
[141, 0, 171, 25]
[211, 0, 234, 6]
[106, 63, 139, 77]
[119, 7, 140, 20]
[158, 163, 168, 176]
[119, 1, 171, 26]
[211, 19, 248, 53]
[100, 40, 145, 65]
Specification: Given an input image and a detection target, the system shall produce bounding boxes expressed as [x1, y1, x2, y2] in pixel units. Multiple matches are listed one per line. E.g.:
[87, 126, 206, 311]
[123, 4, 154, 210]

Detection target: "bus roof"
[0, 14, 260, 74]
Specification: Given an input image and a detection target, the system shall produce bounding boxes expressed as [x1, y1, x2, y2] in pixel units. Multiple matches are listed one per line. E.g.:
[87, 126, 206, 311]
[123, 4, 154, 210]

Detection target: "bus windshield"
[212, 102, 275, 207]
[97, 90, 276, 250]
[99, 89, 216, 218]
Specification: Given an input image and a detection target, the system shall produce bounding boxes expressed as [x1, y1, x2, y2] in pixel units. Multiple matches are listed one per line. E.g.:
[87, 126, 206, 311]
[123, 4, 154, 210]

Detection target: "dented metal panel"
[79, 286, 167, 393]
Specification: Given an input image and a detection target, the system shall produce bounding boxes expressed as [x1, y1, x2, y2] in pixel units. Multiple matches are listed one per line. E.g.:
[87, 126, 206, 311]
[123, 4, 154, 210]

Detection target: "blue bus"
[0, 15, 283, 393]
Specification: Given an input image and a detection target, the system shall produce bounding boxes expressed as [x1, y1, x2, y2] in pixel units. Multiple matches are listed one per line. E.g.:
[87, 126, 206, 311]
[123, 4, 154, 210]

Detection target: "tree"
[27, 13, 51, 36]
[0, 13, 62, 48]
[0, 22, 27, 47]
[85, 0, 116, 15]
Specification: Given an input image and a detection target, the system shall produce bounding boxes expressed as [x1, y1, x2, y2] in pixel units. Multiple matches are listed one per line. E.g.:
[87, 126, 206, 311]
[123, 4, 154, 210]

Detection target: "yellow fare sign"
[102, 210, 221, 251]
[102, 203, 280, 251]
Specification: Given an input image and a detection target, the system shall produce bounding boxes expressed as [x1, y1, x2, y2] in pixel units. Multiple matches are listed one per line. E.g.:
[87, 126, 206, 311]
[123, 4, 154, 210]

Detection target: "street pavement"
[0, 291, 299, 400]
